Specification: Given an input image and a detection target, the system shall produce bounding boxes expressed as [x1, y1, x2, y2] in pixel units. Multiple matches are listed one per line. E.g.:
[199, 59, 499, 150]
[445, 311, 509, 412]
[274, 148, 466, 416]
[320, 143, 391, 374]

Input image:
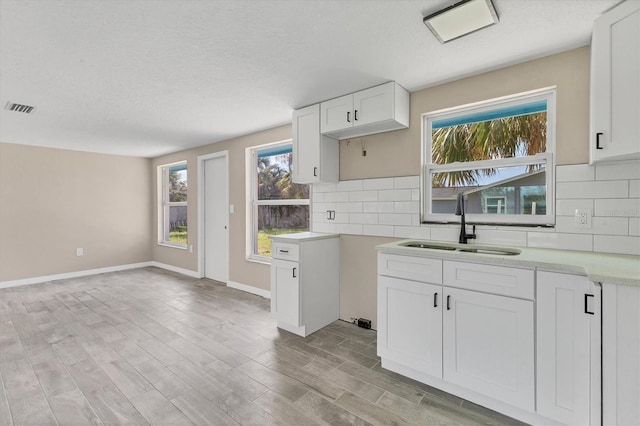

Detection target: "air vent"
[5, 102, 36, 114]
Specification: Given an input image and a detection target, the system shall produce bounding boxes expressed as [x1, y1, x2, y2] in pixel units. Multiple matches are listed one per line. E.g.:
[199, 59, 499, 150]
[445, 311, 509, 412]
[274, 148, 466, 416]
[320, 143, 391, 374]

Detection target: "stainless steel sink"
[400, 242, 456, 251]
[399, 241, 521, 256]
[457, 247, 521, 256]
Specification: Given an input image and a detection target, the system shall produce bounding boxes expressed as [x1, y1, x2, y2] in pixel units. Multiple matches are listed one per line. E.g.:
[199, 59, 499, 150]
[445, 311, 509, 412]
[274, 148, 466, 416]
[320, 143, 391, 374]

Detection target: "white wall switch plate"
[76, 248, 84, 256]
[229, 204, 234, 214]
[574, 209, 592, 228]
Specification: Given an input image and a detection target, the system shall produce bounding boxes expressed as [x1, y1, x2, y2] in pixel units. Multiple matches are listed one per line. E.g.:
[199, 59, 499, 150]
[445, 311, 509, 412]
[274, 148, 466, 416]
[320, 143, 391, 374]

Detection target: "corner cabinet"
[320, 81, 409, 139]
[536, 271, 601, 426]
[590, 0, 640, 163]
[270, 233, 339, 337]
[292, 104, 339, 184]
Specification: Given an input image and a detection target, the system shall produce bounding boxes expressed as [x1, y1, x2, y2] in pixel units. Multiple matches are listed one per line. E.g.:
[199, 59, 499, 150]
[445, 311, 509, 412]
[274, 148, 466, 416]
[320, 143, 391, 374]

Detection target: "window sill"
[157, 242, 188, 250]
[246, 255, 271, 265]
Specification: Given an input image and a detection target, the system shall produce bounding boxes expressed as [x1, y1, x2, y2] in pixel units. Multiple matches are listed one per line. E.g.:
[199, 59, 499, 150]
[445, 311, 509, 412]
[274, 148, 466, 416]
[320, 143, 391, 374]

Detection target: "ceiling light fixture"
[423, 0, 499, 44]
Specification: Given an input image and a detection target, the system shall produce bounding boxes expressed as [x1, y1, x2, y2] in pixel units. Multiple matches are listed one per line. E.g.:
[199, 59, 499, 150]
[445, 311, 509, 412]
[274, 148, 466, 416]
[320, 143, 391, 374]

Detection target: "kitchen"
[1, 0, 639, 425]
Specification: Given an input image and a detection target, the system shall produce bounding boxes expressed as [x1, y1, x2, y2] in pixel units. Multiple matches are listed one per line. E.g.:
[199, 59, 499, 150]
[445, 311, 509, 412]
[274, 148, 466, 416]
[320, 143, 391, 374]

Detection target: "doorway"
[198, 151, 229, 283]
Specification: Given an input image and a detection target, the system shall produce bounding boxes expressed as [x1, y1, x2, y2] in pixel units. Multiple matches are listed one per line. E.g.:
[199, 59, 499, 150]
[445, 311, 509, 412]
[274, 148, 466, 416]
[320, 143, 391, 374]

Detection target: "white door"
[353, 82, 394, 127]
[320, 94, 353, 133]
[537, 271, 598, 425]
[204, 154, 229, 283]
[378, 276, 442, 378]
[443, 287, 535, 411]
[292, 104, 320, 183]
[270, 258, 300, 326]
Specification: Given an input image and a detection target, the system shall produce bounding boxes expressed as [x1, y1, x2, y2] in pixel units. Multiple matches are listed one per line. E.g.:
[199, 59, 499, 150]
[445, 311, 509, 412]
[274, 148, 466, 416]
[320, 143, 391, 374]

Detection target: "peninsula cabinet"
[270, 233, 339, 337]
[602, 282, 640, 426]
[536, 271, 601, 426]
[590, 0, 640, 163]
[292, 103, 338, 184]
[320, 81, 409, 139]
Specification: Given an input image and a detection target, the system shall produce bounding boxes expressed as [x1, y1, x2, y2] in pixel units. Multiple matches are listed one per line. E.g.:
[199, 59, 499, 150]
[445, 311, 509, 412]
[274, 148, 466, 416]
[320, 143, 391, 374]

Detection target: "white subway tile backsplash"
[556, 164, 595, 182]
[630, 218, 640, 236]
[313, 183, 336, 193]
[594, 199, 640, 217]
[312, 223, 336, 233]
[336, 180, 363, 192]
[474, 229, 528, 247]
[556, 180, 628, 199]
[594, 235, 640, 255]
[412, 189, 420, 201]
[336, 202, 363, 213]
[324, 191, 350, 202]
[393, 201, 420, 214]
[430, 226, 460, 243]
[379, 213, 413, 226]
[313, 202, 336, 213]
[630, 180, 640, 198]
[556, 216, 629, 235]
[349, 191, 378, 202]
[350, 213, 378, 225]
[332, 212, 350, 224]
[555, 199, 595, 216]
[363, 225, 395, 237]
[363, 202, 395, 213]
[378, 189, 413, 202]
[337, 223, 363, 235]
[394, 176, 420, 189]
[394, 226, 431, 239]
[595, 160, 640, 181]
[527, 232, 593, 252]
[363, 178, 395, 190]
[312, 192, 324, 202]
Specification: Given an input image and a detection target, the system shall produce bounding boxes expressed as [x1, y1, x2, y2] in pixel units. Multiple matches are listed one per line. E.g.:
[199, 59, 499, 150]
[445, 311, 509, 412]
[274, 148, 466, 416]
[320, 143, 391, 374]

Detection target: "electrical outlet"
[574, 209, 592, 228]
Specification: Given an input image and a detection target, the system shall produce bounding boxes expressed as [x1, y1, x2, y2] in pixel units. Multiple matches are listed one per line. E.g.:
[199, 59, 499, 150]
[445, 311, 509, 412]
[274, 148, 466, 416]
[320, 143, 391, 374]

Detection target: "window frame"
[421, 87, 556, 226]
[247, 140, 310, 262]
[158, 161, 188, 249]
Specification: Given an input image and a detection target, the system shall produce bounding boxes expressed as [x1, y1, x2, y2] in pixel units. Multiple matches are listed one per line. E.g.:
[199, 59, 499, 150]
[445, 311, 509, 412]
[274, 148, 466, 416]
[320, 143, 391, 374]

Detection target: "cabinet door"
[378, 276, 442, 378]
[270, 259, 300, 326]
[537, 271, 600, 425]
[292, 104, 321, 183]
[591, 0, 640, 163]
[353, 82, 394, 127]
[443, 287, 534, 411]
[320, 94, 353, 133]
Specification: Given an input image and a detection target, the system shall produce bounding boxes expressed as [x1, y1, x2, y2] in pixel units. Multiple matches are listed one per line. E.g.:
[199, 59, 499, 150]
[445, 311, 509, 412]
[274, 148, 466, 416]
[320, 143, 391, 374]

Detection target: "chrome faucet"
[455, 193, 476, 244]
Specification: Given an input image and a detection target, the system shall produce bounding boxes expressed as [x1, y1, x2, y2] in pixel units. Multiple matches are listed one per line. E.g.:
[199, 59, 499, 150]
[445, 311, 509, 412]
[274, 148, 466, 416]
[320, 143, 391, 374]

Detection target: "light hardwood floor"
[0, 267, 524, 425]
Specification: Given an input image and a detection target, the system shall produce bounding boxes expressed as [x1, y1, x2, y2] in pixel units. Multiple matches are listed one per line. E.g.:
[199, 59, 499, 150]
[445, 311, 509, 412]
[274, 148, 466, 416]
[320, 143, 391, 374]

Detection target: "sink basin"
[457, 247, 521, 256]
[399, 241, 521, 256]
[400, 242, 456, 251]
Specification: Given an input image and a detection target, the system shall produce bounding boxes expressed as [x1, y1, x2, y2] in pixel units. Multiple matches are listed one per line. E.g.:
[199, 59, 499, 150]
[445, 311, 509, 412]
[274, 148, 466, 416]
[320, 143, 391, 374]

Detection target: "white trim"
[197, 150, 230, 279]
[227, 280, 271, 299]
[150, 261, 200, 278]
[0, 262, 153, 289]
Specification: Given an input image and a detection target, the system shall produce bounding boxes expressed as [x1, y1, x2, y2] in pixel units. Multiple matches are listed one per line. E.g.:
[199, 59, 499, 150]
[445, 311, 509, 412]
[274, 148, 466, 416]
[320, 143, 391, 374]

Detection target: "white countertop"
[269, 232, 339, 243]
[377, 239, 640, 287]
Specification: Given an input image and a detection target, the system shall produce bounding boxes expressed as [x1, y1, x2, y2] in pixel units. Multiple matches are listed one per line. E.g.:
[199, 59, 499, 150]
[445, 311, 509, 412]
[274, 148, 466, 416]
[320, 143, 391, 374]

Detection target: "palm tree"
[431, 113, 547, 187]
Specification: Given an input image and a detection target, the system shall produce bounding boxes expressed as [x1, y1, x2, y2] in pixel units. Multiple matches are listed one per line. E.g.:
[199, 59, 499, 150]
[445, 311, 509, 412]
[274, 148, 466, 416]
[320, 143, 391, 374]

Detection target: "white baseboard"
[227, 280, 271, 299]
[0, 262, 153, 289]
[150, 262, 201, 278]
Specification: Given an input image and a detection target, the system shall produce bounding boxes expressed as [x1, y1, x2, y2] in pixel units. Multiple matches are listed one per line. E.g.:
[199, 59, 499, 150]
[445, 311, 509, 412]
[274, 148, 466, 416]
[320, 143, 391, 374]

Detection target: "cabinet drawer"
[378, 253, 442, 284]
[272, 242, 299, 261]
[443, 261, 534, 300]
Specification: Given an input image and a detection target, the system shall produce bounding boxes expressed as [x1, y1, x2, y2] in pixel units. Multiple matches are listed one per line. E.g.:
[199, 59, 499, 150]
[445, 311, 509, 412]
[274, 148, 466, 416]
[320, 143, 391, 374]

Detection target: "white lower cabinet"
[443, 287, 534, 411]
[377, 252, 602, 425]
[270, 258, 300, 327]
[378, 276, 442, 378]
[536, 271, 601, 426]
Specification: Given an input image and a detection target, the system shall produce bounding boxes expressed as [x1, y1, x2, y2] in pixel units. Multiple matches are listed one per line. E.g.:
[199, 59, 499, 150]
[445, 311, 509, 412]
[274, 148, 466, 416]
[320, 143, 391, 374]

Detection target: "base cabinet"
[443, 287, 534, 411]
[270, 259, 300, 326]
[603, 283, 640, 425]
[536, 271, 601, 425]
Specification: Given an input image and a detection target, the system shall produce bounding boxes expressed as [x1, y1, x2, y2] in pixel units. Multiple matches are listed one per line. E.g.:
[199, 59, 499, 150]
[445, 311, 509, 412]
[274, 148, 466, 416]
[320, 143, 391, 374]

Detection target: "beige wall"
[338, 47, 592, 328]
[340, 46, 590, 179]
[151, 125, 292, 292]
[0, 143, 152, 282]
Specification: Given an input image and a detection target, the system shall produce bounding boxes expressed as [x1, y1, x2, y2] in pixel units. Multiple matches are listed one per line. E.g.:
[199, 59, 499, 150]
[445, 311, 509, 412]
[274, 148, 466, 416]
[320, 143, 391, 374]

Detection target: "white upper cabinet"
[590, 0, 640, 163]
[292, 104, 338, 184]
[320, 81, 409, 139]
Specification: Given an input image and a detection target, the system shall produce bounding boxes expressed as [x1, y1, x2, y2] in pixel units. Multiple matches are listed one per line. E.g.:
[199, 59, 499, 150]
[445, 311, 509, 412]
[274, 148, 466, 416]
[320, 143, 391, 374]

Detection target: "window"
[422, 88, 555, 226]
[159, 161, 187, 247]
[248, 142, 309, 259]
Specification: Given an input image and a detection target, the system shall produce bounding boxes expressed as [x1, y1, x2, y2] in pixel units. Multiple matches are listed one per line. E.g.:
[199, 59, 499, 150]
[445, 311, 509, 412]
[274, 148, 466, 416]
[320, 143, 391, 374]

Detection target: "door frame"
[197, 150, 229, 279]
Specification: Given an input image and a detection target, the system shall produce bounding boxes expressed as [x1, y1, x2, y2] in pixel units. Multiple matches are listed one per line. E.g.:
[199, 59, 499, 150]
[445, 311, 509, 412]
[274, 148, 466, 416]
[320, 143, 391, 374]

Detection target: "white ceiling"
[0, 0, 620, 158]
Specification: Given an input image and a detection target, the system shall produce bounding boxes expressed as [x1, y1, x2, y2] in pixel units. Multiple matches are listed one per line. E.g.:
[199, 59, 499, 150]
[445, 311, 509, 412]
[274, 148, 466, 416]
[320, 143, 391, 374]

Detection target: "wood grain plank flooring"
[0, 267, 523, 425]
